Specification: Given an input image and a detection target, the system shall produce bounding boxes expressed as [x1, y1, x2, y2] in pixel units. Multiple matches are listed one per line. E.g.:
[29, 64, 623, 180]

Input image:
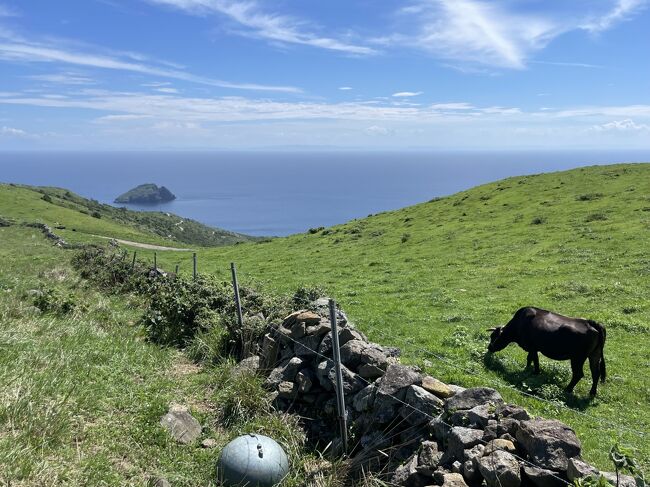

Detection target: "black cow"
[487, 307, 607, 396]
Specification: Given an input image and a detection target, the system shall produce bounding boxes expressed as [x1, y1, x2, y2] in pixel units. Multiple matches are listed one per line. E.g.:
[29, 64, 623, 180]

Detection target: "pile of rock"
[247, 302, 628, 487]
[24, 222, 69, 248]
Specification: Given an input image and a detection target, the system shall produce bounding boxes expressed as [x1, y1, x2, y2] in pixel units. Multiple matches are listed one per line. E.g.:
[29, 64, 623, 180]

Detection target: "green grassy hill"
[1, 163, 649, 477]
[0, 183, 256, 247]
[152, 162, 650, 469]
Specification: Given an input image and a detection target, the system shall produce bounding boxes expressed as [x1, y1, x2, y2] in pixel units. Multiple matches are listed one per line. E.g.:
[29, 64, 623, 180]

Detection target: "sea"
[1, 150, 649, 237]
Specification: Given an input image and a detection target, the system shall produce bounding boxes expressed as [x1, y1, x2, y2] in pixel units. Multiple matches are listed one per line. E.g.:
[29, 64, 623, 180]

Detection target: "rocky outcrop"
[243, 299, 607, 487]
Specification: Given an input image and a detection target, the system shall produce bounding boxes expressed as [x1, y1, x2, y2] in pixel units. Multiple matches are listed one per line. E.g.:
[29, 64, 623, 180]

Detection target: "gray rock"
[400, 384, 445, 425]
[484, 439, 517, 455]
[478, 450, 521, 487]
[465, 444, 485, 461]
[448, 427, 484, 461]
[296, 369, 314, 393]
[148, 476, 171, 487]
[290, 321, 306, 339]
[392, 454, 418, 486]
[294, 334, 321, 359]
[429, 416, 452, 442]
[339, 327, 366, 345]
[452, 461, 463, 474]
[373, 390, 402, 423]
[306, 323, 331, 337]
[316, 360, 364, 395]
[467, 404, 494, 428]
[483, 419, 498, 442]
[340, 340, 390, 371]
[567, 457, 599, 482]
[602, 472, 637, 487]
[445, 387, 504, 413]
[496, 404, 531, 421]
[278, 381, 298, 399]
[443, 472, 469, 487]
[358, 363, 385, 380]
[523, 465, 568, 487]
[418, 441, 443, 474]
[283, 357, 304, 381]
[497, 418, 521, 438]
[233, 355, 260, 378]
[353, 384, 377, 412]
[160, 405, 201, 444]
[463, 459, 482, 484]
[448, 384, 467, 395]
[516, 419, 581, 472]
[377, 364, 422, 400]
[201, 438, 218, 449]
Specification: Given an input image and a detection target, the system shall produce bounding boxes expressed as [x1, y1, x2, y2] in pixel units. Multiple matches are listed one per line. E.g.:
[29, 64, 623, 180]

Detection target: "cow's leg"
[526, 351, 540, 374]
[566, 357, 585, 393]
[588, 353, 601, 396]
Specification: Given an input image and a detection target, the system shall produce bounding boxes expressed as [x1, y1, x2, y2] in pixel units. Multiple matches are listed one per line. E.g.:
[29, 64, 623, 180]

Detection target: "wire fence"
[257, 312, 571, 486]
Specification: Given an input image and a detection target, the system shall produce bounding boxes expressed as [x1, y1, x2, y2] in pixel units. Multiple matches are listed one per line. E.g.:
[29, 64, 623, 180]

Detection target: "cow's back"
[520, 308, 601, 360]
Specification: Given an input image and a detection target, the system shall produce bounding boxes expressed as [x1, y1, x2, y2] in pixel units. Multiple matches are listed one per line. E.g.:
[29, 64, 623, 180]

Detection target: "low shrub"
[33, 287, 81, 315]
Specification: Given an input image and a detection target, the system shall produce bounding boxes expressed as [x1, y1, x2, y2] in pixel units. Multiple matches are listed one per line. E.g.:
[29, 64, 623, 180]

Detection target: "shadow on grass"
[482, 353, 595, 411]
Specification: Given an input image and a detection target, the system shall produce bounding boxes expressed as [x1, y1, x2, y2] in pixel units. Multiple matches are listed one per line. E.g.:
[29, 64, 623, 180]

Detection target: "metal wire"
[260, 319, 572, 486]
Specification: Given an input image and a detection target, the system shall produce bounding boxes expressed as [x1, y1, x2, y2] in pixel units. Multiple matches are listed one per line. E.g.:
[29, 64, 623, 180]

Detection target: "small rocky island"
[114, 184, 176, 204]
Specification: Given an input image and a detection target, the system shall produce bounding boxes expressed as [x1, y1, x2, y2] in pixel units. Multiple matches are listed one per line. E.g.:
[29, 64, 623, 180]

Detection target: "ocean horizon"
[2, 150, 650, 237]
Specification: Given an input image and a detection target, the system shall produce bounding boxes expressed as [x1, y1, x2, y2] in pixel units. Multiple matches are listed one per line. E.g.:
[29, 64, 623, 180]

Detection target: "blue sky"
[0, 0, 649, 150]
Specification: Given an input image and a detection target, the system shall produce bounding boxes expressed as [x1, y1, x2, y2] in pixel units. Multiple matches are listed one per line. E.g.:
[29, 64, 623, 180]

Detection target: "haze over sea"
[2, 150, 649, 237]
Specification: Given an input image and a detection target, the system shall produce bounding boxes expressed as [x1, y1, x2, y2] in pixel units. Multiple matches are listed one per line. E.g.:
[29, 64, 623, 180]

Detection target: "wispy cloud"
[0, 34, 301, 93]
[1, 125, 28, 137]
[591, 119, 650, 131]
[0, 3, 18, 17]
[28, 72, 96, 85]
[391, 0, 646, 69]
[338, 86, 353, 91]
[582, 0, 648, 33]
[392, 91, 422, 97]
[147, 0, 377, 55]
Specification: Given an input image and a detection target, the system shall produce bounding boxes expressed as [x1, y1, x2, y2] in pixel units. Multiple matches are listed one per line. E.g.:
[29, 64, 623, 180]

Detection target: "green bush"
[33, 288, 81, 315]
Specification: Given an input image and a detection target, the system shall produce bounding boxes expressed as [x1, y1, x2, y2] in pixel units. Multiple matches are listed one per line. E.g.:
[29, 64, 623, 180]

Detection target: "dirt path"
[92, 235, 193, 251]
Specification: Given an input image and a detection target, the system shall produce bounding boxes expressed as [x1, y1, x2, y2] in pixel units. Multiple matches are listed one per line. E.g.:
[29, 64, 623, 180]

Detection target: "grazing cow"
[487, 307, 607, 396]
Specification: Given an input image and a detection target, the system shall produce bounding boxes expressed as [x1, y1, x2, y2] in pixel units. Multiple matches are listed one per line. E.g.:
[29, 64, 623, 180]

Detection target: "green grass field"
[152, 163, 650, 470]
[1, 162, 649, 481]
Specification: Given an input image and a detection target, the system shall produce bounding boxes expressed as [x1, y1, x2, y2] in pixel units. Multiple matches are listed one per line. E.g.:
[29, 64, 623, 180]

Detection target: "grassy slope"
[0, 226, 313, 486]
[0, 184, 255, 248]
[152, 163, 649, 470]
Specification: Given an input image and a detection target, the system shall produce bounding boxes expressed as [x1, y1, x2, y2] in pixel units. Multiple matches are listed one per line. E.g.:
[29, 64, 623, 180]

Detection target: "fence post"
[175, 264, 179, 274]
[131, 251, 137, 271]
[231, 262, 244, 331]
[153, 252, 157, 271]
[329, 298, 348, 455]
[193, 252, 197, 280]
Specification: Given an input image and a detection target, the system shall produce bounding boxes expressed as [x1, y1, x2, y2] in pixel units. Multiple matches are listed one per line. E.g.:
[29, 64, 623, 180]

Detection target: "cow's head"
[487, 326, 508, 353]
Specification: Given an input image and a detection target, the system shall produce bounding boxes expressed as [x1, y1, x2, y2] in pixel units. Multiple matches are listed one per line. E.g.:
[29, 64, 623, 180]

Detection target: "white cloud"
[392, 91, 422, 97]
[0, 4, 18, 17]
[591, 119, 650, 131]
[94, 114, 154, 123]
[29, 72, 96, 85]
[0, 35, 301, 93]
[392, 0, 646, 69]
[582, 0, 648, 33]
[339, 86, 353, 91]
[146, 0, 377, 55]
[1, 125, 28, 137]
[365, 125, 393, 136]
[156, 87, 179, 93]
[431, 102, 474, 110]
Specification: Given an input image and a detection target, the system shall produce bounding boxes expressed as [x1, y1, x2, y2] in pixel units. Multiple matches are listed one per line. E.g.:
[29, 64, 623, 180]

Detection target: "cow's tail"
[589, 320, 607, 382]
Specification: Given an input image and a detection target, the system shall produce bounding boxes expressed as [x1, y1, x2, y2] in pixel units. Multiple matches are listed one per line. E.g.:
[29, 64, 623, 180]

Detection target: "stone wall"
[246, 299, 632, 487]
